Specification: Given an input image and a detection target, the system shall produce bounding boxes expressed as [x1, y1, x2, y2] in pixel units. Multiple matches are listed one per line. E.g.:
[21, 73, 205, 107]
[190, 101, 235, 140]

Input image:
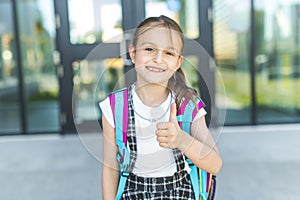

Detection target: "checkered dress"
[120, 86, 195, 200]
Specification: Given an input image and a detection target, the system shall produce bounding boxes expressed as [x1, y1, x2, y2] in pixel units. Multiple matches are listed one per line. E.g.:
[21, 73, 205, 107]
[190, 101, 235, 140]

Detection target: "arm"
[102, 114, 119, 200]
[177, 116, 222, 174]
[156, 104, 222, 174]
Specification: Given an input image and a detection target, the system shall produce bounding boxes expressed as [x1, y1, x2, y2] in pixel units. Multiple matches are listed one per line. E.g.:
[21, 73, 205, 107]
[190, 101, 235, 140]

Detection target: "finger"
[169, 103, 177, 122]
[156, 136, 168, 143]
[158, 142, 168, 148]
[156, 122, 170, 130]
[155, 129, 169, 137]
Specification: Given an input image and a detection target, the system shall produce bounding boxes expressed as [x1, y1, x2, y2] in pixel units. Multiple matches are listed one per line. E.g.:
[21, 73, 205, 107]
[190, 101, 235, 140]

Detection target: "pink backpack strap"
[109, 88, 128, 145]
[177, 97, 214, 200]
[108, 88, 130, 200]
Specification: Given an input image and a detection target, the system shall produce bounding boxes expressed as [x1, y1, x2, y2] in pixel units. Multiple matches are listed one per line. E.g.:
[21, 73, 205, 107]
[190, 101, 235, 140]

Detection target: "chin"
[147, 80, 169, 87]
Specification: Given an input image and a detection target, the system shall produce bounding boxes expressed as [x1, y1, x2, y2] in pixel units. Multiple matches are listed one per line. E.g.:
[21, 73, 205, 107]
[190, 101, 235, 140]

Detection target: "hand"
[156, 103, 182, 149]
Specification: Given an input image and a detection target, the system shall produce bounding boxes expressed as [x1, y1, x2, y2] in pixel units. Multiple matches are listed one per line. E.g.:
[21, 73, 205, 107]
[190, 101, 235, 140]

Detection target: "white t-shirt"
[99, 87, 207, 177]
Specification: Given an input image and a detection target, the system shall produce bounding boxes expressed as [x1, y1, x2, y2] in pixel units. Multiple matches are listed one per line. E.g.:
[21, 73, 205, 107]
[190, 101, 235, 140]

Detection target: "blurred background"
[0, 0, 299, 199]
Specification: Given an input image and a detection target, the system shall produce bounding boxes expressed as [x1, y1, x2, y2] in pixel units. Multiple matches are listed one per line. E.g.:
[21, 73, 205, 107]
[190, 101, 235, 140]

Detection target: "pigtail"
[168, 68, 198, 110]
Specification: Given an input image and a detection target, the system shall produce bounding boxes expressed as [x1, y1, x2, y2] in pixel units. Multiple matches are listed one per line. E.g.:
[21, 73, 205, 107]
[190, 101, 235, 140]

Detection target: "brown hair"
[132, 15, 198, 109]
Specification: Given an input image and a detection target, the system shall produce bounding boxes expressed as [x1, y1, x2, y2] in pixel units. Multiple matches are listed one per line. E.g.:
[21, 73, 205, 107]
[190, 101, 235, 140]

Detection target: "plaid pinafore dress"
[120, 86, 195, 200]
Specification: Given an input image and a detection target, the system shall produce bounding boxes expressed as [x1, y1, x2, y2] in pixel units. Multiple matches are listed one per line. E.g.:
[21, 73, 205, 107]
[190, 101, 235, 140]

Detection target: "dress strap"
[126, 85, 138, 172]
[172, 148, 186, 171]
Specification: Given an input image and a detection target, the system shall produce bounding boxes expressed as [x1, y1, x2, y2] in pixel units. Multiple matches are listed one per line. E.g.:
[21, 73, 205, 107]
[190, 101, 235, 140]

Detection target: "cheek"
[133, 52, 142, 63]
[134, 53, 150, 66]
[169, 61, 181, 71]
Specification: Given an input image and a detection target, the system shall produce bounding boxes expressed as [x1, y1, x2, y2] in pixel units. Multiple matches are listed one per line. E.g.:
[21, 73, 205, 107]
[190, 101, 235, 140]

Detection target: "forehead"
[136, 27, 182, 51]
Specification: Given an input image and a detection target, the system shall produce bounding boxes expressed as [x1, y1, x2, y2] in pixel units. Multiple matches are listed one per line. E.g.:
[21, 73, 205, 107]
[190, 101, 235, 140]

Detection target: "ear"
[175, 55, 183, 71]
[129, 45, 136, 62]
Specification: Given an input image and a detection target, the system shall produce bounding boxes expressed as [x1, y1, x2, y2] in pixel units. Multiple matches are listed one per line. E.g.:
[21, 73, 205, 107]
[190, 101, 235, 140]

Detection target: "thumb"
[169, 103, 177, 122]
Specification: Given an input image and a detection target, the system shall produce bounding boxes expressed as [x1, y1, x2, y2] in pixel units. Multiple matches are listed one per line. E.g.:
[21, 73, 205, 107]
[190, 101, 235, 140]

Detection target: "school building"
[0, 0, 299, 199]
[1, 0, 299, 135]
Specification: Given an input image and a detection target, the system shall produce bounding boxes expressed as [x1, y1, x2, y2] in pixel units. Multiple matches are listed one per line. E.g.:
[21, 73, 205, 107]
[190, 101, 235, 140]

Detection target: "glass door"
[213, 0, 252, 125]
[69, 0, 126, 126]
[55, 0, 146, 133]
[0, 0, 21, 134]
[16, 0, 60, 133]
[254, 0, 300, 124]
[55, 0, 215, 133]
[0, 0, 60, 134]
[213, 0, 300, 125]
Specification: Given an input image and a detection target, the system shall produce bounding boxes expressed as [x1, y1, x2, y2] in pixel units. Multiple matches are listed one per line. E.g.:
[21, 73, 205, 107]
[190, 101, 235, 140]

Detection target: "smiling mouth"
[146, 66, 165, 72]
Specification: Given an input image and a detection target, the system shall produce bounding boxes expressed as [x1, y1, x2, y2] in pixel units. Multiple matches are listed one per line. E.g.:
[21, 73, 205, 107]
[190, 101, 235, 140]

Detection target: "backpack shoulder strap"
[109, 88, 128, 147]
[177, 97, 213, 200]
[108, 88, 130, 200]
[177, 96, 205, 133]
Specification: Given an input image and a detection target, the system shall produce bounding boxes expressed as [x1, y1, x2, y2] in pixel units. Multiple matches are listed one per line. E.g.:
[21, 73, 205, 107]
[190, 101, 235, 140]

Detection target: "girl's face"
[129, 27, 183, 86]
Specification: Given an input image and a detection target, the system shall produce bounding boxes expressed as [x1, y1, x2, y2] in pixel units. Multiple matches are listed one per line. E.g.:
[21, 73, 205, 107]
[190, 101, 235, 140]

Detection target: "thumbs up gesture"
[156, 103, 182, 149]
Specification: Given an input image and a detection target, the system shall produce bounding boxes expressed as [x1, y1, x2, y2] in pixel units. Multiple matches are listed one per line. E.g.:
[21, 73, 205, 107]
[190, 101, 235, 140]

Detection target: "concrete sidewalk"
[216, 124, 300, 200]
[0, 124, 299, 200]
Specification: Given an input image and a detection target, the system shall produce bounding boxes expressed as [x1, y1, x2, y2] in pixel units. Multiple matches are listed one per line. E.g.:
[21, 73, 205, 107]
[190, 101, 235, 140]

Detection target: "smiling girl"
[100, 15, 222, 200]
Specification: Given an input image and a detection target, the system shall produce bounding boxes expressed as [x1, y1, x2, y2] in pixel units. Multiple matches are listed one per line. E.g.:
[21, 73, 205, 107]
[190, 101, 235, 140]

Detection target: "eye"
[145, 47, 154, 52]
[165, 51, 175, 57]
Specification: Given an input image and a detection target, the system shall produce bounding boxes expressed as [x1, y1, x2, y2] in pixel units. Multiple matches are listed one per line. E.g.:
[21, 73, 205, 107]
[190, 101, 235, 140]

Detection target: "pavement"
[1, 124, 300, 200]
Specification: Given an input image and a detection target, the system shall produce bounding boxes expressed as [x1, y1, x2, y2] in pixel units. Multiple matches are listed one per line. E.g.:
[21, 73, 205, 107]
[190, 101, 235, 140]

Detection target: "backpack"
[108, 88, 216, 200]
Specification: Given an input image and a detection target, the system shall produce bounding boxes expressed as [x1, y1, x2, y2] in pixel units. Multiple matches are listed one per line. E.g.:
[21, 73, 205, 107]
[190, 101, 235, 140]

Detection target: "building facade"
[0, 0, 299, 135]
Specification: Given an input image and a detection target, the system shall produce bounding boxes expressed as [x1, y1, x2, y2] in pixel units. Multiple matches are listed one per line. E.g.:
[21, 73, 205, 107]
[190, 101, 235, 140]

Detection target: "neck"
[134, 82, 169, 107]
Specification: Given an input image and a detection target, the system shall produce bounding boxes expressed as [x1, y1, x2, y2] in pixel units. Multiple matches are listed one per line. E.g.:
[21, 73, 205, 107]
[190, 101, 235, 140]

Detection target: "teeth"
[147, 67, 164, 72]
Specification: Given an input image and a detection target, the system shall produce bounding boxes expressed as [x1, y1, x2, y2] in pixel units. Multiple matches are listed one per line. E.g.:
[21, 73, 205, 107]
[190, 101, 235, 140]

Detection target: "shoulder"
[107, 87, 128, 105]
[176, 96, 206, 122]
[100, 87, 128, 128]
[99, 89, 129, 128]
[108, 87, 128, 98]
[109, 87, 128, 95]
[179, 96, 205, 112]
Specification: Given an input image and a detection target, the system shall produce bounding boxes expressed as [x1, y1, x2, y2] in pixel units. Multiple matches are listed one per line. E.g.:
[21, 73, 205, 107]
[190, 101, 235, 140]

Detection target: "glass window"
[73, 58, 125, 122]
[17, 0, 60, 132]
[0, 0, 21, 133]
[68, 0, 123, 44]
[213, 0, 252, 125]
[254, 0, 300, 123]
[145, 0, 199, 39]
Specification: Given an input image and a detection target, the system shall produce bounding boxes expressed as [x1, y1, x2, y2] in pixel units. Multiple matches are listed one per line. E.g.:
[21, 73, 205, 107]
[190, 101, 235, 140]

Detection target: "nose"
[153, 50, 164, 63]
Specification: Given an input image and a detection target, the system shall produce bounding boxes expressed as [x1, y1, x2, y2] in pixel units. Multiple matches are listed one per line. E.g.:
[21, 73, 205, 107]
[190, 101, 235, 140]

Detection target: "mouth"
[146, 66, 166, 72]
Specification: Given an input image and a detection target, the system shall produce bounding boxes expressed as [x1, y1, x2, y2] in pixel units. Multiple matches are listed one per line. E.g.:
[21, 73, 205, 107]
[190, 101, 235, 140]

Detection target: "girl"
[100, 15, 222, 200]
